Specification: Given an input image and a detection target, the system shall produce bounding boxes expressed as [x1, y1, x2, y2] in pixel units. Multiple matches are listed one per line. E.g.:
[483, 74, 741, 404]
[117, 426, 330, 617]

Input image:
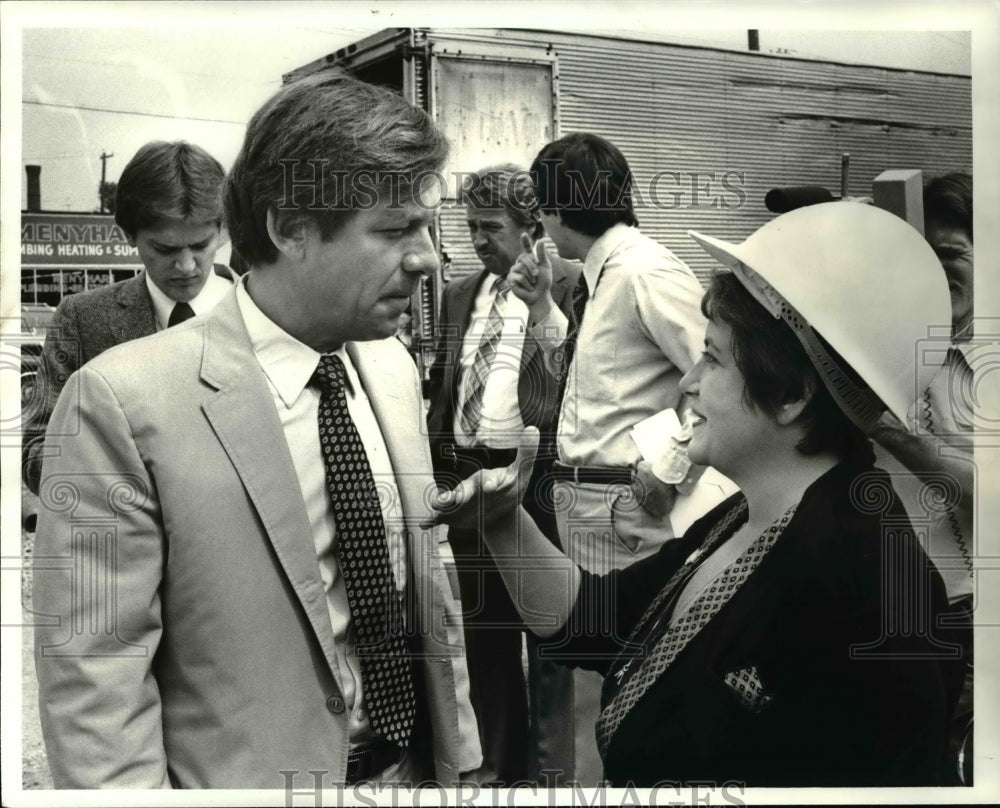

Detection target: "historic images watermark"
[279, 770, 747, 807]
[14, 318, 999, 651]
[277, 163, 748, 213]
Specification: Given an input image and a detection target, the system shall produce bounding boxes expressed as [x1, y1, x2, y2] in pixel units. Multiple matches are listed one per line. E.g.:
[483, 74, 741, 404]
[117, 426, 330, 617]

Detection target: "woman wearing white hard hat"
[425, 202, 963, 786]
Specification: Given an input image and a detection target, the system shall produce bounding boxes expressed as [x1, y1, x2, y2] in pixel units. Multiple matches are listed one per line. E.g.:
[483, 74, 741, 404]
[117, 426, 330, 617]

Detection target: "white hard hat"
[689, 202, 952, 432]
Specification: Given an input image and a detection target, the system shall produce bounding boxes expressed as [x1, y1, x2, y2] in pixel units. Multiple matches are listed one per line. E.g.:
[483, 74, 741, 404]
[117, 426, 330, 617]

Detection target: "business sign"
[21, 212, 142, 267]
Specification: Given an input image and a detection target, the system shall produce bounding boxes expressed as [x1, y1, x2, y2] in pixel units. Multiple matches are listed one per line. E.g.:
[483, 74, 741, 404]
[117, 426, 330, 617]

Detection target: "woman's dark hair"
[703, 271, 873, 462]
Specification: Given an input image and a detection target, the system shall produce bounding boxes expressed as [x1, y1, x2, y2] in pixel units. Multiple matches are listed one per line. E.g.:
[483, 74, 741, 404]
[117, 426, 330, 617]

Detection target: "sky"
[6, 1, 981, 213]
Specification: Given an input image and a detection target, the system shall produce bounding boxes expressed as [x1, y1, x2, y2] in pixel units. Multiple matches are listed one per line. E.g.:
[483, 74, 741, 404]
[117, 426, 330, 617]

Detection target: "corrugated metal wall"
[420, 28, 971, 284]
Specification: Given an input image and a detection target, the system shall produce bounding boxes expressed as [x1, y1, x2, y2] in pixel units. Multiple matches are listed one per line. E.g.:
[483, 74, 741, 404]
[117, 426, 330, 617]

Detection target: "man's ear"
[775, 377, 818, 426]
[265, 208, 309, 260]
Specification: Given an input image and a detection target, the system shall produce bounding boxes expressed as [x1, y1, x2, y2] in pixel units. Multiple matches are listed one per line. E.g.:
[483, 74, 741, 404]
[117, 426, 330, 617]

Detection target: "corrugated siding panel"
[417, 30, 970, 286]
[438, 202, 478, 281]
[554, 38, 970, 282]
[412, 41, 427, 109]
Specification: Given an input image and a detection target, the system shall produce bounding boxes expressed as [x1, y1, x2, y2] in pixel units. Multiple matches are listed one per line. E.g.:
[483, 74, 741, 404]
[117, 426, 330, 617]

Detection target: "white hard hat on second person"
[688, 202, 952, 432]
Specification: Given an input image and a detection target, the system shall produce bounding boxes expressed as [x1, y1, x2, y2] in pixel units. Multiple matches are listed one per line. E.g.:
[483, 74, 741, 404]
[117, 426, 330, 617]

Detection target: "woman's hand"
[421, 427, 540, 530]
[632, 460, 677, 519]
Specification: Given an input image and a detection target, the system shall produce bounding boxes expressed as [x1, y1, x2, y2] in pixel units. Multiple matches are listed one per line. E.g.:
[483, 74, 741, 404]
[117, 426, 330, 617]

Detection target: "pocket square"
[724, 665, 774, 714]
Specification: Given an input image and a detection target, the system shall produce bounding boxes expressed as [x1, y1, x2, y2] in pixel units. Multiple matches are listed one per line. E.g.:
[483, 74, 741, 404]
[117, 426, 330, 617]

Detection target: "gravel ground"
[15, 493, 595, 790]
[21, 523, 54, 789]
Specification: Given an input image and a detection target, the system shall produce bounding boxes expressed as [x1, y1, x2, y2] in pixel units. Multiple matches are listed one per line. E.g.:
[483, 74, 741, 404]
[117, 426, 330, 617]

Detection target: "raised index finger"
[534, 239, 550, 265]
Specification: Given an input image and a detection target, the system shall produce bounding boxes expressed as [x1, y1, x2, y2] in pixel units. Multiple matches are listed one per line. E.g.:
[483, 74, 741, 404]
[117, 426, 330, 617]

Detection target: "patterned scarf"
[595, 499, 798, 756]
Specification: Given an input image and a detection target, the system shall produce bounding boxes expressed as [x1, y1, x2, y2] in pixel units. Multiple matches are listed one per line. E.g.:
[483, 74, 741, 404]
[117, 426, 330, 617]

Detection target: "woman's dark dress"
[546, 459, 963, 786]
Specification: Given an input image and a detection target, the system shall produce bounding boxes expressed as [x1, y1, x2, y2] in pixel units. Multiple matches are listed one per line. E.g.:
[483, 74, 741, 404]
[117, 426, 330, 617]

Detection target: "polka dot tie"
[312, 354, 416, 747]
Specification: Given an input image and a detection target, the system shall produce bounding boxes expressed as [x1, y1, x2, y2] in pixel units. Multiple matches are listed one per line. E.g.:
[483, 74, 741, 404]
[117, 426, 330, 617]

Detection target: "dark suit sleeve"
[551, 259, 582, 320]
[214, 262, 239, 280]
[424, 286, 455, 478]
[22, 296, 84, 495]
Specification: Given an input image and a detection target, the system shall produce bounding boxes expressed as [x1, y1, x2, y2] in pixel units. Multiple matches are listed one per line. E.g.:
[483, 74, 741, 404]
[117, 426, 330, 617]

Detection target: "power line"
[22, 98, 245, 125]
[23, 51, 276, 83]
[927, 32, 971, 49]
[22, 154, 94, 161]
[99, 151, 114, 213]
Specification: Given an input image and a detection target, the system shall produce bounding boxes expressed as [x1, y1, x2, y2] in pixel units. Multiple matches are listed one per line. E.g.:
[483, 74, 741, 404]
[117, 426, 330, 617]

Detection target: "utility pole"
[99, 151, 114, 213]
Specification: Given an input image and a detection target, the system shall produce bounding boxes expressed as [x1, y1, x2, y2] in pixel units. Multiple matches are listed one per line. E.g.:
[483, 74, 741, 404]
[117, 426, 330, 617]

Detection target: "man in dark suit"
[22, 140, 233, 494]
[426, 165, 580, 784]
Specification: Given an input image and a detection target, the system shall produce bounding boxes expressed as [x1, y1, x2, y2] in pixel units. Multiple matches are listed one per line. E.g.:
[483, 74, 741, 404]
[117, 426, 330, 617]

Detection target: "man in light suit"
[425, 165, 579, 783]
[33, 69, 480, 789]
[22, 140, 234, 495]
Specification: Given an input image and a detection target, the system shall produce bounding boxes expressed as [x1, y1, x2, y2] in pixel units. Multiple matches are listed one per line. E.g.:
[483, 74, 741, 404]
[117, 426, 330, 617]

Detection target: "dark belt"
[550, 461, 634, 486]
[346, 741, 405, 784]
[447, 444, 519, 470]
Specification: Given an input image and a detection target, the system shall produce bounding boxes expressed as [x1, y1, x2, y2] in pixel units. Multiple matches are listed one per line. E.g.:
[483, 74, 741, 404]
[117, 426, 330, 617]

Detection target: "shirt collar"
[235, 275, 355, 408]
[582, 222, 636, 294]
[479, 271, 507, 295]
[145, 268, 232, 330]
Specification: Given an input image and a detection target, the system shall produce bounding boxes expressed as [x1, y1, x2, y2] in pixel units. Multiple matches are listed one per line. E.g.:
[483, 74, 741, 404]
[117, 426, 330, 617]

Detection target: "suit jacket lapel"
[349, 341, 431, 530]
[348, 341, 446, 637]
[113, 273, 157, 343]
[213, 262, 239, 283]
[440, 271, 485, 420]
[112, 267, 235, 345]
[199, 295, 340, 671]
[454, 270, 486, 334]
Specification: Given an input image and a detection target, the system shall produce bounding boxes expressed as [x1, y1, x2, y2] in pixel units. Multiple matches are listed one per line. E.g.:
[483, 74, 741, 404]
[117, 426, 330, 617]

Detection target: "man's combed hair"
[530, 132, 638, 237]
[225, 68, 449, 267]
[924, 171, 972, 239]
[704, 271, 873, 462]
[115, 141, 225, 238]
[458, 164, 543, 239]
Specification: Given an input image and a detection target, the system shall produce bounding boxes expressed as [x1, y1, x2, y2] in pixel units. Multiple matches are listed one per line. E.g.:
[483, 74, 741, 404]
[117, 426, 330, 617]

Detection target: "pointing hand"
[509, 234, 554, 313]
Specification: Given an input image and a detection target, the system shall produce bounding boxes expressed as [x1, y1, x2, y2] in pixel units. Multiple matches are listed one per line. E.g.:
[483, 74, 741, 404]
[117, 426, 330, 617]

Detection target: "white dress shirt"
[146, 269, 233, 331]
[531, 223, 706, 467]
[453, 272, 529, 449]
[235, 277, 409, 751]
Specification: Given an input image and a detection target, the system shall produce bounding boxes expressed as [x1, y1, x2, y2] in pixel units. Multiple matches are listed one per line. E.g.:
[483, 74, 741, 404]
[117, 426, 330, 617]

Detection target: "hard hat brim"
[687, 230, 745, 272]
[687, 204, 953, 432]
